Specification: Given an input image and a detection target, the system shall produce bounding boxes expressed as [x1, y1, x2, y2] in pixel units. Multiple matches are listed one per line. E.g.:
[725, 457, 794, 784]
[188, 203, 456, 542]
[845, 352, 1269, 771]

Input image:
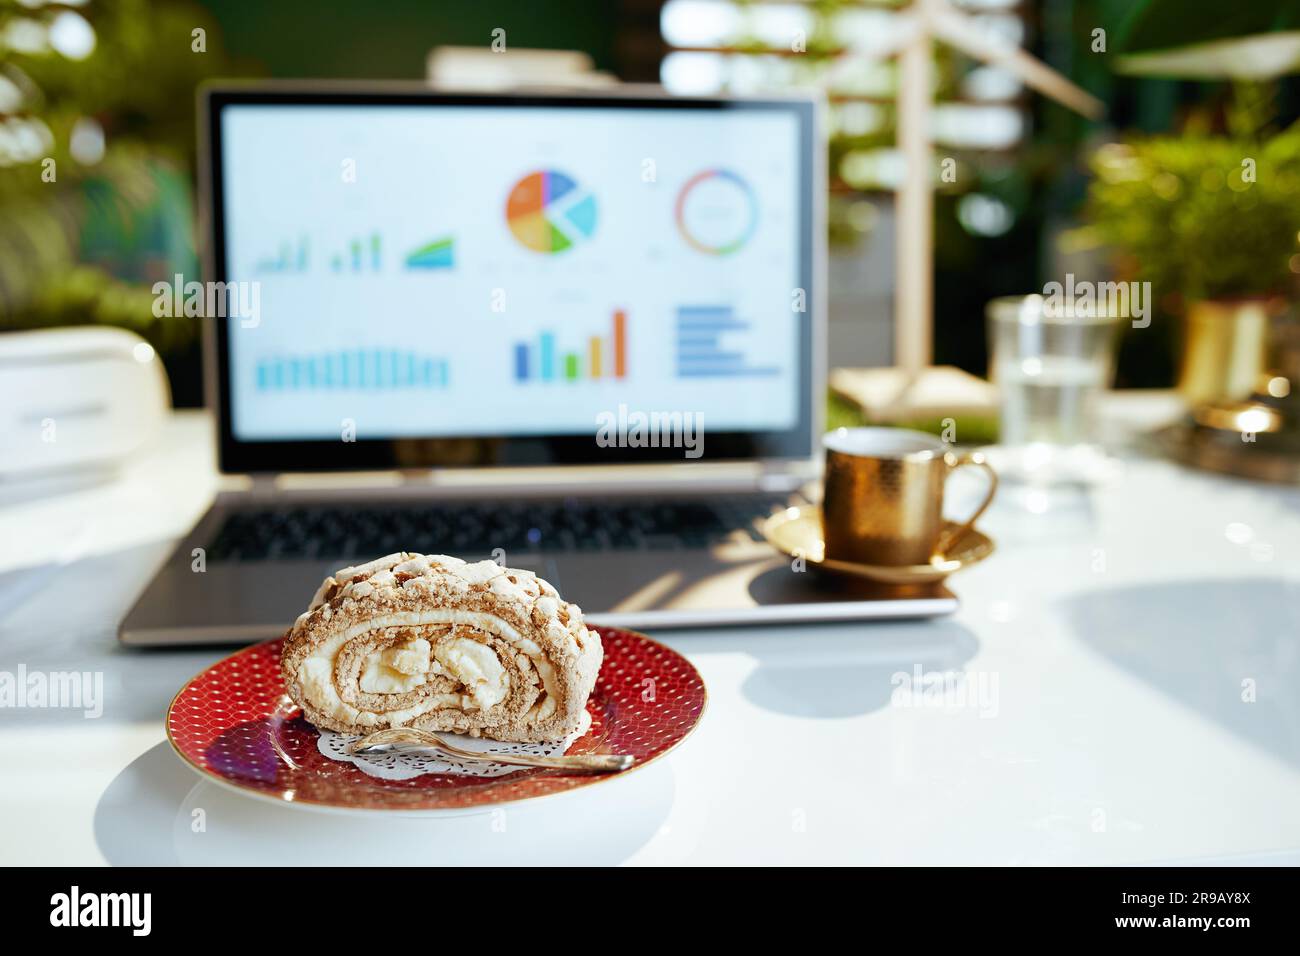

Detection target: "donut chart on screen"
[505, 170, 598, 254]
[675, 168, 758, 256]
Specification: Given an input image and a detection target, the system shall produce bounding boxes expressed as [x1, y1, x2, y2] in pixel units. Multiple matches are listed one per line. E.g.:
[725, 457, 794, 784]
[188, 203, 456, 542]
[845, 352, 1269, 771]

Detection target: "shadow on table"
[0, 541, 232, 728]
[1061, 577, 1300, 769]
[0, 540, 170, 631]
[680, 617, 980, 719]
[95, 742, 675, 865]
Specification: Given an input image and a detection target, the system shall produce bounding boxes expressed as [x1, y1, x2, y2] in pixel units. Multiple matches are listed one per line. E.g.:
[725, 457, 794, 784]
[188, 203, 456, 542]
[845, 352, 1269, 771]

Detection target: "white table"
[3, 403, 1299, 865]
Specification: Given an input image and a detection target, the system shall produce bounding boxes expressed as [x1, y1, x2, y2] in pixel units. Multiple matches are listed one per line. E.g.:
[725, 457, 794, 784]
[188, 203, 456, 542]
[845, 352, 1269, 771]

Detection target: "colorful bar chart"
[513, 309, 628, 383]
[675, 305, 780, 378]
[331, 233, 382, 272]
[255, 350, 449, 391]
[255, 237, 309, 274]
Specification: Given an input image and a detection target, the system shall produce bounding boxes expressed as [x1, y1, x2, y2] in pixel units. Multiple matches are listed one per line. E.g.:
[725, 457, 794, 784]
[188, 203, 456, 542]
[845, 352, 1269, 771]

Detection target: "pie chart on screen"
[506, 170, 598, 254]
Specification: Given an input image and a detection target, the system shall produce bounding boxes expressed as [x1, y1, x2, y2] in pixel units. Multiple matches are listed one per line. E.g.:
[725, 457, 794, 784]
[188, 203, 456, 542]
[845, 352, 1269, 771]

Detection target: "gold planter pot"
[1159, 297, 1300, 483]
[1177, 298, 1278, 406]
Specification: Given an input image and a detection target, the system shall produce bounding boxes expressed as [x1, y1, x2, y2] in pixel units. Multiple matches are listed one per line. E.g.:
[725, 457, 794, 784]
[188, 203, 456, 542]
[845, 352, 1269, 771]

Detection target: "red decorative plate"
[166, 626, 706, 815]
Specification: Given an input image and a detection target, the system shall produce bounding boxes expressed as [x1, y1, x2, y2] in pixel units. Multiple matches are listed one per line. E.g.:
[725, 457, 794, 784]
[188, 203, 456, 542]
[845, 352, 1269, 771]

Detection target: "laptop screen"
[207, 90, 818, 472]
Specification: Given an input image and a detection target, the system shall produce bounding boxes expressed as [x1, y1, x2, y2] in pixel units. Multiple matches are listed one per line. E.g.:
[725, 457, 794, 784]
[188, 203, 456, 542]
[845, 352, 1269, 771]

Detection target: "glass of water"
[986, 294, 1124, 482]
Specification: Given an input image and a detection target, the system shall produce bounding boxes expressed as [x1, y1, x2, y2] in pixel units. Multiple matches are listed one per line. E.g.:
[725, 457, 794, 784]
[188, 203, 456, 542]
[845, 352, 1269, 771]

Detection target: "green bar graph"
[255, 236, 309, 273]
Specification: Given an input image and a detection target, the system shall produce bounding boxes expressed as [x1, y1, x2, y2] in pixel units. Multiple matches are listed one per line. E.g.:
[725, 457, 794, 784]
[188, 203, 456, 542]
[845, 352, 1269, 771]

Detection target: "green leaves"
[1086, 122, 1300, 300]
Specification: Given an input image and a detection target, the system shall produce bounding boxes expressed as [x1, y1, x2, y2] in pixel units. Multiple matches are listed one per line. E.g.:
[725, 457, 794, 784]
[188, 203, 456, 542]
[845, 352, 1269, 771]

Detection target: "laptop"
[119, 84, 957, 646]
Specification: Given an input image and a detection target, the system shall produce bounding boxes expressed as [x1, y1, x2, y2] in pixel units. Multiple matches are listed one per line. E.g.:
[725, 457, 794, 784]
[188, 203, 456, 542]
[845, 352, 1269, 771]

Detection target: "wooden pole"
[895, 25, 933, 389]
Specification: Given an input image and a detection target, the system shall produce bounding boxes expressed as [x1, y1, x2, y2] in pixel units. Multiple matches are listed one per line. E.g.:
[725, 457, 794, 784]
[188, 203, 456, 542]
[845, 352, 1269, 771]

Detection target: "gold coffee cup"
[821, 427, 998, 566]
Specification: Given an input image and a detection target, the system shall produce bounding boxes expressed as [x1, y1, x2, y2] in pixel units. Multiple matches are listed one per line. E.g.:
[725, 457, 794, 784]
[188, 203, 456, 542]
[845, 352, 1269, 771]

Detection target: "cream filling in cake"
[433, 637, 509, 711]
[359, 637, 436, 694]
[295, 608, 559, 729]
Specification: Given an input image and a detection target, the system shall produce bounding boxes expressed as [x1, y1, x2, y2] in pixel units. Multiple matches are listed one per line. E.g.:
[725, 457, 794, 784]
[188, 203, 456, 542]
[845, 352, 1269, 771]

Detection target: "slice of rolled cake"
[281, 553, 603, 743]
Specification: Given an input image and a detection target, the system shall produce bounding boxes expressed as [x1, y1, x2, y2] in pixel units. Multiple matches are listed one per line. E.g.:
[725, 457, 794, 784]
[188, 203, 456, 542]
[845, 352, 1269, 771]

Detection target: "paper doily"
[316, 710, 593, 780]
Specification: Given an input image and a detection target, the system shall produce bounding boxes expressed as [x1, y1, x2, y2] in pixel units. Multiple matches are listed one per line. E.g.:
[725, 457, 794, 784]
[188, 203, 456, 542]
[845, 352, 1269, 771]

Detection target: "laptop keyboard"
[204, 493, 791, 563]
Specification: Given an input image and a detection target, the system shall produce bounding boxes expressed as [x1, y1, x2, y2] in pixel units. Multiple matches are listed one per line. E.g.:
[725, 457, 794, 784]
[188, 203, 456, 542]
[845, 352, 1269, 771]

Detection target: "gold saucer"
[759, 505, 995, 585]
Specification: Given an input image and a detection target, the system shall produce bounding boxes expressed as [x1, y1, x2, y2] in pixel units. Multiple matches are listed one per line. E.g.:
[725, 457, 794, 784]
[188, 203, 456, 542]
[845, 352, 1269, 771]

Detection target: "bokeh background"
[3, 0, 1299, 407]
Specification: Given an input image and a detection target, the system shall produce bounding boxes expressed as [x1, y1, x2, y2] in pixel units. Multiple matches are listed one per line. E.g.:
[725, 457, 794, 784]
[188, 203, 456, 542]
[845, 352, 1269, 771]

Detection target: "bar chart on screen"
[255, 236, 310, 274]
[513, 308, 628, 383]
[675, 304, 779, 378]
[329, 233, 383, 273]
[254, 349, 450, 391]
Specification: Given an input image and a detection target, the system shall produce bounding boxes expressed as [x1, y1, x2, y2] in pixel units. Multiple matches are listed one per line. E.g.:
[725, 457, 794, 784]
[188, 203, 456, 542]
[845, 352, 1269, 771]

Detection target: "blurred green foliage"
[1084, 87, 1300, 301]
[0, 0, 242, 355]
[1113, 0, 1300, 56]
[826, 389, 999, 445]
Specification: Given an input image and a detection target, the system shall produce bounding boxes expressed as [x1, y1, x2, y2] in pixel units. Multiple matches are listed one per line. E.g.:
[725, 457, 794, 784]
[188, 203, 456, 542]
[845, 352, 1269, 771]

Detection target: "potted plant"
[1083, 0, 1300, 406]
[1086, 112, 1300, 404]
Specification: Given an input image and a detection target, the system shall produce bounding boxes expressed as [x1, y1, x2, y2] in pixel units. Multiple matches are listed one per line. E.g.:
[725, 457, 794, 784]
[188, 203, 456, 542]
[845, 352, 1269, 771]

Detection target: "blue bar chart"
[330, 234, 382, 273]
[255, 237, 309, 274]
[255, 350, 450, 391]
[254, 232, 460, 274]
[675, 305, 779, 378]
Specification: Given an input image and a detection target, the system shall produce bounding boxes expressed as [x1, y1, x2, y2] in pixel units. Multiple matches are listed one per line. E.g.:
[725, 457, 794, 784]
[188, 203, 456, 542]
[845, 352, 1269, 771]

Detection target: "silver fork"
[346, 726, 635, 773]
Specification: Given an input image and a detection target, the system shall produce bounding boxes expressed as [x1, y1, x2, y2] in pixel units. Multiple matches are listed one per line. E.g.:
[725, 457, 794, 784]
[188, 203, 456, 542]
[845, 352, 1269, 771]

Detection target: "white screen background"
[221, 104, 803, 441]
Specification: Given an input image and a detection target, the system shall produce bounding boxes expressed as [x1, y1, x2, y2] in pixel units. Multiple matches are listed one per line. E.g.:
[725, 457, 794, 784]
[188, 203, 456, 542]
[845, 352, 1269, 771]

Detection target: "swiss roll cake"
[281, 553, 603, 743]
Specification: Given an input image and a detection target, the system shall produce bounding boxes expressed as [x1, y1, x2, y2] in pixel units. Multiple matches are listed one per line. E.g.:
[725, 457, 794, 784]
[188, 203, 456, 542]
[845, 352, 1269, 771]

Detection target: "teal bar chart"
[255, 350, 450, 390]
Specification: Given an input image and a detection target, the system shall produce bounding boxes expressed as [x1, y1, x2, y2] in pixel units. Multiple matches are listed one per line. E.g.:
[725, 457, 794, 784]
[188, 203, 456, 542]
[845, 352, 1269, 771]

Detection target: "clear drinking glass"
[986, 294, 1124, 482]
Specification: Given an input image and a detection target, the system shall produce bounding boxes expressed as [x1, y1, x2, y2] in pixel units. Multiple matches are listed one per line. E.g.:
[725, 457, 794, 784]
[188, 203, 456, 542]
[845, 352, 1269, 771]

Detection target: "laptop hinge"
[397, 469, 439, 488]
[248, 474, 278, 501]
[755, 462, 808, 493]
